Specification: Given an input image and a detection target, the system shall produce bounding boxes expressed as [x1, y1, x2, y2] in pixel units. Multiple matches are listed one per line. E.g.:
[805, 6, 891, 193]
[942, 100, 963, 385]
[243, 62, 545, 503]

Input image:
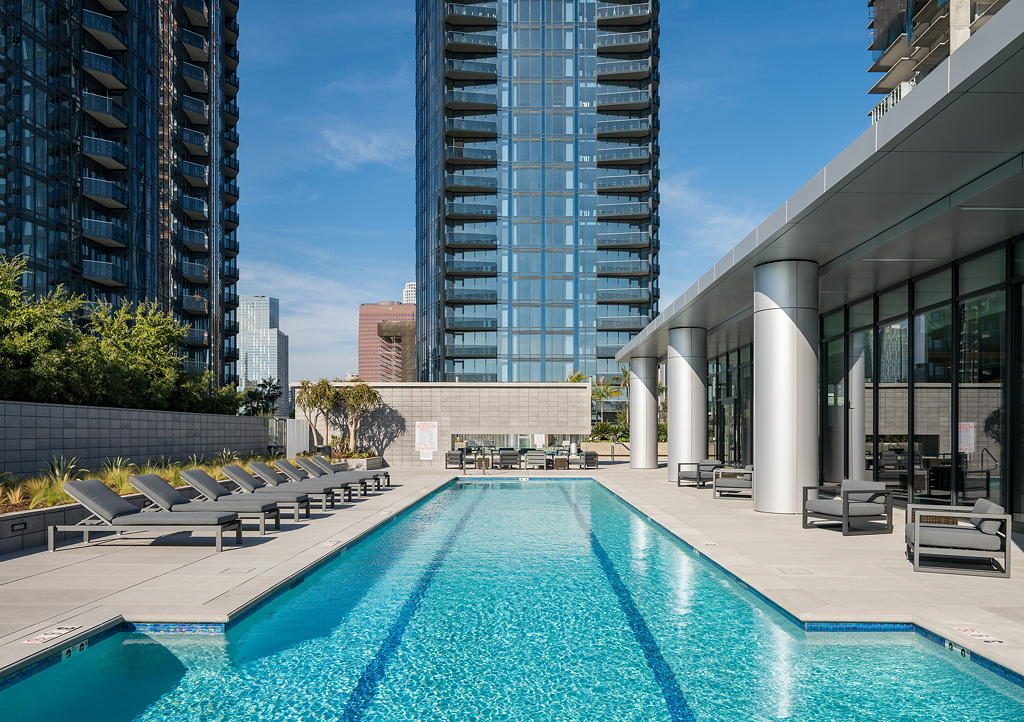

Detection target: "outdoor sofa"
[129, 473, 280, 535]
[181, 468, 311, 522]
[802, 480, 894, 535]
[712, 465, 754, 498]
[906, 498, 1011, 577]
[524, 450, 547, 469]
[445, 450, 465, 469]
[496, 450, 523, 470]
[677, 459, 723, 488]
[577, 451, 599, 469]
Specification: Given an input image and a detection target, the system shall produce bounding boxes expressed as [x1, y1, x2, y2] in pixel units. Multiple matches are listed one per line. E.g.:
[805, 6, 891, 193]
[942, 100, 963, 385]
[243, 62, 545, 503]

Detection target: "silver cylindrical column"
[629, 357, 659, 468]
[666, 327, 707, 483]
[753, 260, 819, 513]
[847, 332, 867, 480]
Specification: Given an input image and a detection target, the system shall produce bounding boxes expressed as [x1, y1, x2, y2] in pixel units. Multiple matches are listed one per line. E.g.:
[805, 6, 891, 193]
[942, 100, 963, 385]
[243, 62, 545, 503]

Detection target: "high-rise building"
[358, 301, 417, 382]
[403, 281, 417, 305]
[0, 0, 241, 386]
[238, 295, 288, 416]
[415, 0, 660, 383]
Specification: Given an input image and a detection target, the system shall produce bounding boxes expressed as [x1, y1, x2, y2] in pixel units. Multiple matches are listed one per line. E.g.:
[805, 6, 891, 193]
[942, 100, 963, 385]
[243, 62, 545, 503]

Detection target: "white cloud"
[320, 126, 413, 171]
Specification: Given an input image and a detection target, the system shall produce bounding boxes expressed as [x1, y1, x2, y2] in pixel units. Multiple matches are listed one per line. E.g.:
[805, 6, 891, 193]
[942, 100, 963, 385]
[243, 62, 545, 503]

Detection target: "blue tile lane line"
[338, 488, 487, 722]
[559, 487, 696, 722]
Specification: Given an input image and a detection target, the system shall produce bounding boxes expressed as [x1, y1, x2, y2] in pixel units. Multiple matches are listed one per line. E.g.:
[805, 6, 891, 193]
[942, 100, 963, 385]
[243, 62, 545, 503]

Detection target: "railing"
[446, 288, 498, 302]
[596, 30, 651, 50]
[224, 45, 240, 62]
[82, 259, 128, 286]
[183, 360, 207, 376]
[596, 287, 651, 303]
[596, 2, 654, 22]
[445, 146, 498, 162]
[596, 144, 658, 163]
[870, 79, 916, 124]
[596, 58, 653, 77]
[446, 231, 497, 248]
[178, 194, 209, 217]
[177, 227, 209, 251]
[180, 28, 208, 55]
[445, 59, 497, 77]
[596, 118, 655, 136]
[595, 259, 652, 275]
[445, 345, 498, 358]
[179, 127, 209, 152]
[445, 202, 497, 218]
[596, 89, 652, 107]
[224, 73, 240, 90]
[180, 160, 209, 183]
[223, 155, 240, 171]
[596, 173, 652, 191]
[446, 174, 497, 190]
[445, 3, 497, 21]
[445, 90, 498, 107]
[445, 31, 498, 49]
[223, 101, 240, 118]
[180, 62, 208, 87]
[223, 261, 240, 280]
[82, 10, 128, 48]
[181, 260, 209, 282]
[224, 208, 240, 225]
[225, 18, 240, 35]
[181, 95, 209, 119]
[597, 202, 653, 218]
[597, 315, 650, 331]
[82, 92, 129, 126]
[446, 260, 498, 274]
[82, 176, 129, 206]
[82, 51, 128, 86]
[445, 316, 498, 330]
[82, 136, 129, 167]
[224, 289, 239, 306]
[445, 117, 498, 135]
[82, 217, 128, 247]
[223, 129, 240, 146]
[223, 319, 239, 334]
[445, 373, 497, 382]
[181, 0, 208, 23]
[223, 233, 239, 254]
[596, 345, 624, 358]
[596, 231, 652, 248]
[184, 327, 209, 346]
[223, 181, 240, 198]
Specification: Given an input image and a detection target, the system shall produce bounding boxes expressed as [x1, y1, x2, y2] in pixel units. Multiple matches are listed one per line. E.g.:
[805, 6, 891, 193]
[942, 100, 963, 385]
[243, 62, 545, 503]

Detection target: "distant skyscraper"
[238, 295, 289, 416]
[415, 0, 660, 383]
[403, 282, 417, 305]
[358, 301, 417, 382]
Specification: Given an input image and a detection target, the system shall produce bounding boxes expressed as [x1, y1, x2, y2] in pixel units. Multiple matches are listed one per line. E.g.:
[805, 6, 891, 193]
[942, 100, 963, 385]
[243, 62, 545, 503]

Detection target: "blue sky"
[235, 1, 877, 381]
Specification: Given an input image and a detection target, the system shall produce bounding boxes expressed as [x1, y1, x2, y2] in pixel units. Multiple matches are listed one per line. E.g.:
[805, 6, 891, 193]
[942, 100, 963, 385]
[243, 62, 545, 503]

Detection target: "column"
[847, 333, 867, 480]
[753, 260, 819, 513]
[666, 327, 707, 483]
[629, 357, 659, 469]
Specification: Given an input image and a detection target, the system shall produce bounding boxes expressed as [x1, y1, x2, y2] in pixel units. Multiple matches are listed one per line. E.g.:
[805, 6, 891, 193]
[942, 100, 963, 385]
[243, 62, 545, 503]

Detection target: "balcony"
[445, 201, 497, 221]
[225, 18, 239, 43]
[445, 288, 498, 304]
[596, 287, 651, 303]
[596, 230, 653, 249]
[224, 44, 239, 70]
[596, 345, 623, 359]
[223, 101, 240, 124]
[82, 10, 128, 50]
[82, 136, 128, 170]
[223, 319, 239, 334]
[182, 294, 209, 315]
[596, 30, 654, 54]
[596, 88, 655, 111]
[180, 29, 209, 62]
[596, 259, 654, 276]
[445, 174, 497, 193]
[445, 3, 497, 26]
[596, 58, 654, 81]
[596, 315, 650, 331]
[82, 217, 128, 248]
[223, 233, 239, 257]
[224, 345, 240, 362]
[445, 145, 497, 166]
[223, 261, 240, 281]
[224, 73, 240, 97]
[596, 1, 654, 26]
[178, 194, 209, 220]
[596, 143, 658, 167]
[180, 62, 208, 92]
[82, 92, 128, 128]
[223, 207, 240, 229]
[596, 173, 654, 194]
[444, 89, 497, 111]
[181, 260, 209, 283]
[445, 117, 497, 138]
[445, 372, 497, 382]
[183, 360, 208, 375]
[445, 345, 498, 358]
[181, 95, 209, 124]
[223, 155, 239, 177]
[82, 259, 128, 287]
[181, 0, 209, 27]
[445, 231, 497, 250]
[445, 31, 498, 53]
[222, 128, 239, 150]
[223, 288, 239, 308]
[445, 59, 497, 81]
[97, 0, 127, 10]
[222, 181, 240, 201]
[177, 226, 209, 252]
[225, 0, 238, 17]
[445, 260, 498, 276]
[596, 117, 657, 139]
[184, 327, 209, 347]
[445, 316, 498, 331]
[180, 159, 209, 187]
[83, 51, 128, 90]
[179, 127, 209, 155]
[597, 200, 655, 221]
[82, 176, 128, 208]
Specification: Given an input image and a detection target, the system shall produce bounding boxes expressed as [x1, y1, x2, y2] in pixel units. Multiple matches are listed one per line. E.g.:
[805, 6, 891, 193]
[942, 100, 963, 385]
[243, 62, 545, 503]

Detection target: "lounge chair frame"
[906, 504, 1011, 578]
[48, 512, 241, 553]
[802, 485, 894, 536]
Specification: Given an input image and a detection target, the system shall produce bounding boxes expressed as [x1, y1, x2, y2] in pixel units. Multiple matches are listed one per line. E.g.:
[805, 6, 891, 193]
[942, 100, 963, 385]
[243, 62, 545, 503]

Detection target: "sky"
[234, 1, 878, 382]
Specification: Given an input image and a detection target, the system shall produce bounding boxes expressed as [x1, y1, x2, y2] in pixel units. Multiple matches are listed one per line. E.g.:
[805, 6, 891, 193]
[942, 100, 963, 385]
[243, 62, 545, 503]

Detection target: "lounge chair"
[313, 455, 391, 487]
[50, 479, 241, 552]
[713, 465, 754, 498]
[802, 480, 894, 535]
[496, 450, 522, 469]
[445, 450, 465, 470]
[180, 469, 311, 522]
[247, 462, 340, 509]
[130, 473, 280, 535]
[221, 465, 319, 513]
[906, 499, 1011, 577]
[577, 451, 599, 469]
[677, 459, 722, 488]
[272, 460, 359, 500]
[524, 450, 547, 469]
[294, 457, 384, 494]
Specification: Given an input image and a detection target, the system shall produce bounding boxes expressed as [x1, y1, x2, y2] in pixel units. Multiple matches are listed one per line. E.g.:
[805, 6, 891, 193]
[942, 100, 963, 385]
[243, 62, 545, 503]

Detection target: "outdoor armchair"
[577, 451, 599, 469]
[524, 450, 547, 470]
[906, 499, 1011, 577]
[51, 479, 241, 552]
[445, 450, 465, 470]
[181, 468, 311, 522]
[496, 450, 523, 470]
[802, 480, 894, 536]
[130, 473, 280, 535]
[677, 459, 722, 488]
[712, 465, 754, 498]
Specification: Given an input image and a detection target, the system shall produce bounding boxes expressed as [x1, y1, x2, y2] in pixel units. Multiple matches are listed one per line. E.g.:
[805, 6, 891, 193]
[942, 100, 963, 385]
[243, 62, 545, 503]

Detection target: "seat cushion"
[250, 490, 309, 502]
[180, 469, 230, 500]
[805, 498, 886, 517]
[970, 498, 1005, 535]
[64, 479, 138, 522]
[717, 477, 752, 489]
[170, 500, 277, 513]
[905, 523, 1003, 552]
[113, 511, 237, 526]
[841, 479, 886, 503]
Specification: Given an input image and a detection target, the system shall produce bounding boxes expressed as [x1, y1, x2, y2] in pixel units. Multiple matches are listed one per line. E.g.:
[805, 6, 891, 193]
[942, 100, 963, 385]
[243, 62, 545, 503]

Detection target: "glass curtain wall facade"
[706, 345, 752, 466]
[416, 0, 660, 383]
[0, 0, 240, 386]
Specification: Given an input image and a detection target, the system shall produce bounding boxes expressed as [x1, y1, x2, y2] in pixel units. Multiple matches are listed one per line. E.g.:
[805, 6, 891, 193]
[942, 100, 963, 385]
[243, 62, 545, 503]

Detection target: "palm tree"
[592, 380, 620, 423]
[615, 364, 630, 425]
[566, 370, 589, 383]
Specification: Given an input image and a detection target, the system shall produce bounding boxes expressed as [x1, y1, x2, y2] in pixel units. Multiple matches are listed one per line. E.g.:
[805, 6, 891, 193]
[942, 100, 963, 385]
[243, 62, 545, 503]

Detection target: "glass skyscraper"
[238, 294, 288, 416]
[415, 0, 660, 383]
[0, 0, 241, 386]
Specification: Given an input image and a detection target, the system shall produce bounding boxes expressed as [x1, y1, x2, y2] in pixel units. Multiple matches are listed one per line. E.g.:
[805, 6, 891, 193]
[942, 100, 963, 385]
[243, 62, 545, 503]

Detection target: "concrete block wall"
[0, 401, 270, 476]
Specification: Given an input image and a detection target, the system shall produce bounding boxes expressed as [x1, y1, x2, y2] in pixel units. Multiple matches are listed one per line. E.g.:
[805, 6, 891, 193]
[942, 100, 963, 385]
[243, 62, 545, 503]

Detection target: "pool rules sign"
[415, 421, 439, 461]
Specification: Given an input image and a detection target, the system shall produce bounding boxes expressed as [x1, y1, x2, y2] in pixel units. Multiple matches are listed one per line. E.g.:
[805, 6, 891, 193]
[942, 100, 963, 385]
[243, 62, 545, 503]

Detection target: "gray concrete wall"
[0, 401, 270, 476]
[297, 382, 591, 468]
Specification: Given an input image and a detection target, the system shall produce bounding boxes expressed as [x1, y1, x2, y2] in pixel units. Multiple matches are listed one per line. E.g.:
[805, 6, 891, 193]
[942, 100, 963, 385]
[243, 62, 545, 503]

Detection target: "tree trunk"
[348, 419, 357, 452]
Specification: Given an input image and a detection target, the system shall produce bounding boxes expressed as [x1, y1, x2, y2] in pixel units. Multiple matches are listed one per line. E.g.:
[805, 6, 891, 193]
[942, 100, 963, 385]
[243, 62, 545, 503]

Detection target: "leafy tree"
[566, 370, 589, 383]
[591, 379, 620, 422]
[337, 382, 383, 452]
[295, 379, 339, 446]
[240, 377, 283, 416]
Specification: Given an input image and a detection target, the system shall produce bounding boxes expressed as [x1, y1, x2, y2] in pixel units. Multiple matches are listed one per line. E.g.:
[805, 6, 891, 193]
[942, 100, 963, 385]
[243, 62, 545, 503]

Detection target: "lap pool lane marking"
[559, 487, 696, 722]
[339, 488, 488, 722]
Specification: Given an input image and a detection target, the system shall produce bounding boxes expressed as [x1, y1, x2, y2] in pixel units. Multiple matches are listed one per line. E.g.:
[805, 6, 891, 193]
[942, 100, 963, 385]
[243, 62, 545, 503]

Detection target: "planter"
[581, 441, 668, 460]
[337, 456, 384, 471]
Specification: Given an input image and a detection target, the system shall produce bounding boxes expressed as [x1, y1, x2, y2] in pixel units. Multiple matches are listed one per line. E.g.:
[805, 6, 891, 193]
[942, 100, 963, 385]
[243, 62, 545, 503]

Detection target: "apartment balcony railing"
[180, 61, 209, 92]
[596, 117, 658, 139]
[82, 92, 128, 128]
[223, 288, 239, 307]
[222, 181, 240, 200]
[224, 44, 239, 70]
[83, 51, 128, 90]
[596, 172, 655, 194]
[223, 261, 240, 281]
[595, 259, 655, 276]
[223, 232, 239, 256]
[445, 345, 498, 358]
[82, 176, 128, 208]
[870, 79, 916, 125]
[445, 316, 498, 331]
[223, 155, 239, 176]
[445, 288, 498, 304]
[223, 101, 240, 123]
[445, 146, 498, 166]
[596, 143, 658, 166]
[224, 345, 240, 362]
[596, 57, 654, 81]
[596, 30, 654, 54]
[445, 202, 497, 220]
[596, 230, 653, 249]
[184, 327, 209, 347]
[597, 199, 656, 221]
[223, 319, 239, 334]
[225, 0, 239, 17]
[445, 373, 498, 382]
[224, 73, 240, 96]
[181, 260, 209, 283]
[445, 231, 498, 250]
[82, 259, 128, 287]
[180, 159, 209, 186]
[595, 287, 651, 303]
[177, 226, 209, 252]
[596, 315, 650, 331]
[222, 128, 240, 150]
[82, 136, 128, 170]
[445, 59, 497, 81]
[183, 360, 207, 375]
[596, 1, 655, 25]
[445, 117, 498, 138]
[179, 127, 209, 155]
[445, 174, 497, 193]
[82, 10, 128, 51]
[223, 207, 240, 229]
[181, 95, 209, 124]
[596, 344, 624, 359]
[444, 31, 498, 53]
[180, 29, 209, 62]
[82, 217, 128, 248]
[445, 260, 498, 276]
[225, 18, 239, 42]
[181, 0, 209, 27]
[178, 194, 209, 220]
[445, 3, 498, 26]
[444, 90, 497, 111]
[596, 88, 655, 111]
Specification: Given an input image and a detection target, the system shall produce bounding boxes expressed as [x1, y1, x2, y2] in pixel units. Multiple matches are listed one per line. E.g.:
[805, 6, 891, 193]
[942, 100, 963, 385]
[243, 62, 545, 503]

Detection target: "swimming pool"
[2, 478, 1022, 720]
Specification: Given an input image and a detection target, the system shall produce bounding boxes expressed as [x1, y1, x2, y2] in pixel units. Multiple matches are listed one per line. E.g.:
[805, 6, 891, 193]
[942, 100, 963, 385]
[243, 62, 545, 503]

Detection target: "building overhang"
[619, 0, 1024, 363]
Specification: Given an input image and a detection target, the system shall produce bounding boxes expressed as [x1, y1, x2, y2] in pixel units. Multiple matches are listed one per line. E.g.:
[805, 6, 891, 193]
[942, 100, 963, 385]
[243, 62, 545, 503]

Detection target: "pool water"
[2, 478, 1023, 721]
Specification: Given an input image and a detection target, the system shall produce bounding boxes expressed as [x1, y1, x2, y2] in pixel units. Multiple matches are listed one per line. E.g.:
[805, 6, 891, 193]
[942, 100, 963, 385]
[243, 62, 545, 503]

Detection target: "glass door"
[718, 397, 737, 464]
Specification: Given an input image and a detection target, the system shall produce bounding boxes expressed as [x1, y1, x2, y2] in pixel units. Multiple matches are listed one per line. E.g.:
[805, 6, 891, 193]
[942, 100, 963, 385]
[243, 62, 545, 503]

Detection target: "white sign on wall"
[958, 422, 976, 454]
[415, 421, 439, 459]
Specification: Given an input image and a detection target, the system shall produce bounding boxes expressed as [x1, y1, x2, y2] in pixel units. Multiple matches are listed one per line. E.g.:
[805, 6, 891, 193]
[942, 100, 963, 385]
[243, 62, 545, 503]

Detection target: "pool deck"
[1, 463, 1023, 681]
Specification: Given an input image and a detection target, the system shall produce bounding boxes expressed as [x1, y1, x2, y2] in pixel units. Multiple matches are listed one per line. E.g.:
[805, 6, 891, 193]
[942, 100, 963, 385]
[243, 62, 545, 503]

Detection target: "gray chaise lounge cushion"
[220, 466, 309, 502]
[249, 462, 337, 494]
[905, 523, 1003, 552]
[181, 469, 232, 500]
[63, 480, 236, 526]
[273, 460, 309, 482]
[970, 498, 1004, 535]
[805, 499, 886, 517]
[131, 474, 276, 513]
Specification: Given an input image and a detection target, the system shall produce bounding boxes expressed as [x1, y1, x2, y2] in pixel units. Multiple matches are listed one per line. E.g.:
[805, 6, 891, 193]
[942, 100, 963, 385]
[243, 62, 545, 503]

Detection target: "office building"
[403, 281, 417, 305]
[358, 301, 417, 382]
[0, 0, 241, 385]
[238, 295, 288, 417]
[619, 8, 1024, 526]
[415, 0, 660, 383]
